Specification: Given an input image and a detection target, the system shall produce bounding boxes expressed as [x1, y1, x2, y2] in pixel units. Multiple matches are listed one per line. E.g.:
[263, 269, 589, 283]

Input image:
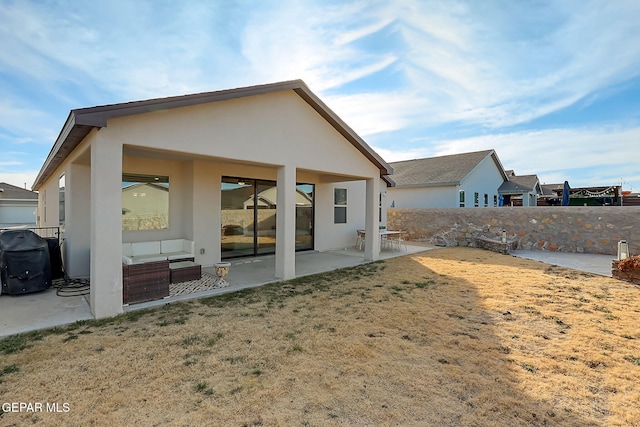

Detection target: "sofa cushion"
[130, 254, 168, 264]
[131, 241, 161, 257]
[164, 252, 195, 261]
[161, 239, 186, 254]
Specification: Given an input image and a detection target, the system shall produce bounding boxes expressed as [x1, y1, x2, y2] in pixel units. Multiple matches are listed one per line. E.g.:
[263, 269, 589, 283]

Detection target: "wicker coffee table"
[169, 261, 202, 283]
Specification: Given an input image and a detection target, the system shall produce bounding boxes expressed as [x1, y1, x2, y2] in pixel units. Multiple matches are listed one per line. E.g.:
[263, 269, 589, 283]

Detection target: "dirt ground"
[1, 247, 639, 426]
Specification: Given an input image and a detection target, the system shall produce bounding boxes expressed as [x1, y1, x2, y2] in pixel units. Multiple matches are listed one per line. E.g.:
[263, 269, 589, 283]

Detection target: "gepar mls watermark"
[2, 402, 70, 413]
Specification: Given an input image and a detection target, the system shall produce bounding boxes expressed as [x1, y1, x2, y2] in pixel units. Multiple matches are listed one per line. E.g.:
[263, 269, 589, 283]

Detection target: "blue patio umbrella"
[562, 181, 570, 206]
[498, 194, 504, 207]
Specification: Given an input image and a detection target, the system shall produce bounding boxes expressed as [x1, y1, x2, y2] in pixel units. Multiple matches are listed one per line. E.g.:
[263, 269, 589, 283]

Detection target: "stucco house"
[499, 170, 542, 206]
[32, 80, 392, 318]
[387, 149, 508, 209]
[0, 182, 38, 227]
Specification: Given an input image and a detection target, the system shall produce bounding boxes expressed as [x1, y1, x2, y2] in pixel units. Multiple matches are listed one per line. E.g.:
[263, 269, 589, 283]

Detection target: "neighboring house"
[539, 183, 625, 206]
[121, 181, 170, 231]
[539, 183, 566, 206]
[0, 182, 38, 227]
[387, 149, 508, 208]
[32, 80, 392, 318]
[499, 170, 542, 206]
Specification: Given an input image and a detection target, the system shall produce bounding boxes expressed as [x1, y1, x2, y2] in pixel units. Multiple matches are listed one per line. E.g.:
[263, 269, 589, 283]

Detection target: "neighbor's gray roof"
[388, 150, 507, 187]
[498, 180, 535, 195]
[33, 80, 393, 190]
[509, 174, 539, 190]
[540, 183, 565, 196]
[0, 182, 38, 200]
[498, 174, 541, 195]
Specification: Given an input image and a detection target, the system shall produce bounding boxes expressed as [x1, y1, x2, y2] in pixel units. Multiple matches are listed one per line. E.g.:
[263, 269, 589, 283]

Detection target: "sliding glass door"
[221, 178, 255, 258]
[256, 181, 278, 255]
[221, 177, 313, 259]
[295, 184, 313, 251]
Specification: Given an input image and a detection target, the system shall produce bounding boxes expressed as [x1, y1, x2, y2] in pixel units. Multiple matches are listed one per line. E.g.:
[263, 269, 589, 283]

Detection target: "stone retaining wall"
[387, 206, 640, 256]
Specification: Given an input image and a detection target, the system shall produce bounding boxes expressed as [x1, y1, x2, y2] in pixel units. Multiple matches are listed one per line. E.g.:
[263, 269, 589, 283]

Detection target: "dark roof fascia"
[382, 175, 396, 188]
[291, 85, 393, 178]
[33, 80, 393, 190]
[393, 181, 461, 189]
[488, 151, 509, 182]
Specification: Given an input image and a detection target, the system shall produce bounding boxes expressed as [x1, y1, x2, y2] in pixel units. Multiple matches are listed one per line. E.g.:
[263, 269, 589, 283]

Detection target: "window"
[474, 192, 479, 207]
[59, 175, 65, 227]
[459, 190, 465, 207]
[334, 188, 347, 224]
[484, 193, 489, 207]
[379, 193, 382, 222]
[122, 173, 169, 231]
[493, 195, 498, 207]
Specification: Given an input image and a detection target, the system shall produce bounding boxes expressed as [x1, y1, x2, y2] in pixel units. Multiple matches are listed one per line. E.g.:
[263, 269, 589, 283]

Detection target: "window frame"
[334, 188, 347, 224]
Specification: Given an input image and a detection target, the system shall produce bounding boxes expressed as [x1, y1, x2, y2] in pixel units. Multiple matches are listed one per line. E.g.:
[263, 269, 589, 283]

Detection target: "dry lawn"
[1, 247, 639, 426]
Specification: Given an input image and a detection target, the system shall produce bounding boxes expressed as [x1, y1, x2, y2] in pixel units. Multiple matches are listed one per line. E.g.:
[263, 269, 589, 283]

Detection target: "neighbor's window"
[484, 193, 489, 207]
[122, 173, 169, 231]
[334, 188, 347, 224]
[474, 192, 479, 207]
[493, 195, 498, 207]
[59, 175, 65, 227]
[459, 190, 465, 207]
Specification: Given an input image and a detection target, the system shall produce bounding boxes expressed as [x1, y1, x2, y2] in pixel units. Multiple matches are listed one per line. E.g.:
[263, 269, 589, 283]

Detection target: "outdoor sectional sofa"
[122, 239, 195, 304]
[122, 239, 195, 265]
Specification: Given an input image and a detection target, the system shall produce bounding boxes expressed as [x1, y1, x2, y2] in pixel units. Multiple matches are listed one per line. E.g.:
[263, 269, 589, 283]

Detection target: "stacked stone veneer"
[387, 206, 640, 255]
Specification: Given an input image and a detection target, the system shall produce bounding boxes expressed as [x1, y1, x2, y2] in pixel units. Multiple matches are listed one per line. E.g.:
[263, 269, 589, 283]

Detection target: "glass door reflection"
[221, 177, 314, 259]
[255, 181, 278, 255]
[295, 184, 313, 250]
[221, 179, 255, 258]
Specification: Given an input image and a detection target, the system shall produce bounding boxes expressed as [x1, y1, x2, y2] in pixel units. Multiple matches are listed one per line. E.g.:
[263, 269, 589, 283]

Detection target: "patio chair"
[390, 232, 407, 252]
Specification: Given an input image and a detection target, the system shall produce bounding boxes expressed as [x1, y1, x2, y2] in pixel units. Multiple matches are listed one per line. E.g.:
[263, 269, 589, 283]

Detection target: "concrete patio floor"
[0, 243, 432, 338]
[511, 250, 614, 277]
[1, 245, 619, 339]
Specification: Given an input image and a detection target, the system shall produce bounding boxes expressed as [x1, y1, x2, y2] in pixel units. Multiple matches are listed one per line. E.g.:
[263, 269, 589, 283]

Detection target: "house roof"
[388, 149, 507, 187]
[498, 180, 535, 194]
[0, 182, 38, 200]
[540, 183, 566, 197]
[499, 173, 541, 195]
[33, 80, 393, 190]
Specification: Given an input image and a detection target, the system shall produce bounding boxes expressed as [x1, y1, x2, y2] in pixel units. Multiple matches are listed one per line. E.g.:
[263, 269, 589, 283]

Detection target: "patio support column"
[364, 177, 380, 261]
[89, 134, 123, 319]
[65, 162, 91, 277]
[275, 164, 296, 280]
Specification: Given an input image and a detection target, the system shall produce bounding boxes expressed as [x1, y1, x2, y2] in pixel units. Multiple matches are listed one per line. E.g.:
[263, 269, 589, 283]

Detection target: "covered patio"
[0, 244, 432, 338]
[31, 80, 394, 320]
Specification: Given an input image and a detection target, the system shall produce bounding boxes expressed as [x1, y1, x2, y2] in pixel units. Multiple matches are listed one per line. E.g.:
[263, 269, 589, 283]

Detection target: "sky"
[1, 0, 640, 191]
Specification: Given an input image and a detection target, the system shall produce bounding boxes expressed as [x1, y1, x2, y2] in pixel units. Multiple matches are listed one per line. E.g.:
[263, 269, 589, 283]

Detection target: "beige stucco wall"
[105, 91, 378, 178]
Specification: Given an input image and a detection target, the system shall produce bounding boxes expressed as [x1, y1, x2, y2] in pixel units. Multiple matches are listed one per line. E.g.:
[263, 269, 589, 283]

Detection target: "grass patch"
[2, 249, 639, 426]
[194, 381, 214, 396]
[624, 355, 640, 366]
[0, 335, 30, 355]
